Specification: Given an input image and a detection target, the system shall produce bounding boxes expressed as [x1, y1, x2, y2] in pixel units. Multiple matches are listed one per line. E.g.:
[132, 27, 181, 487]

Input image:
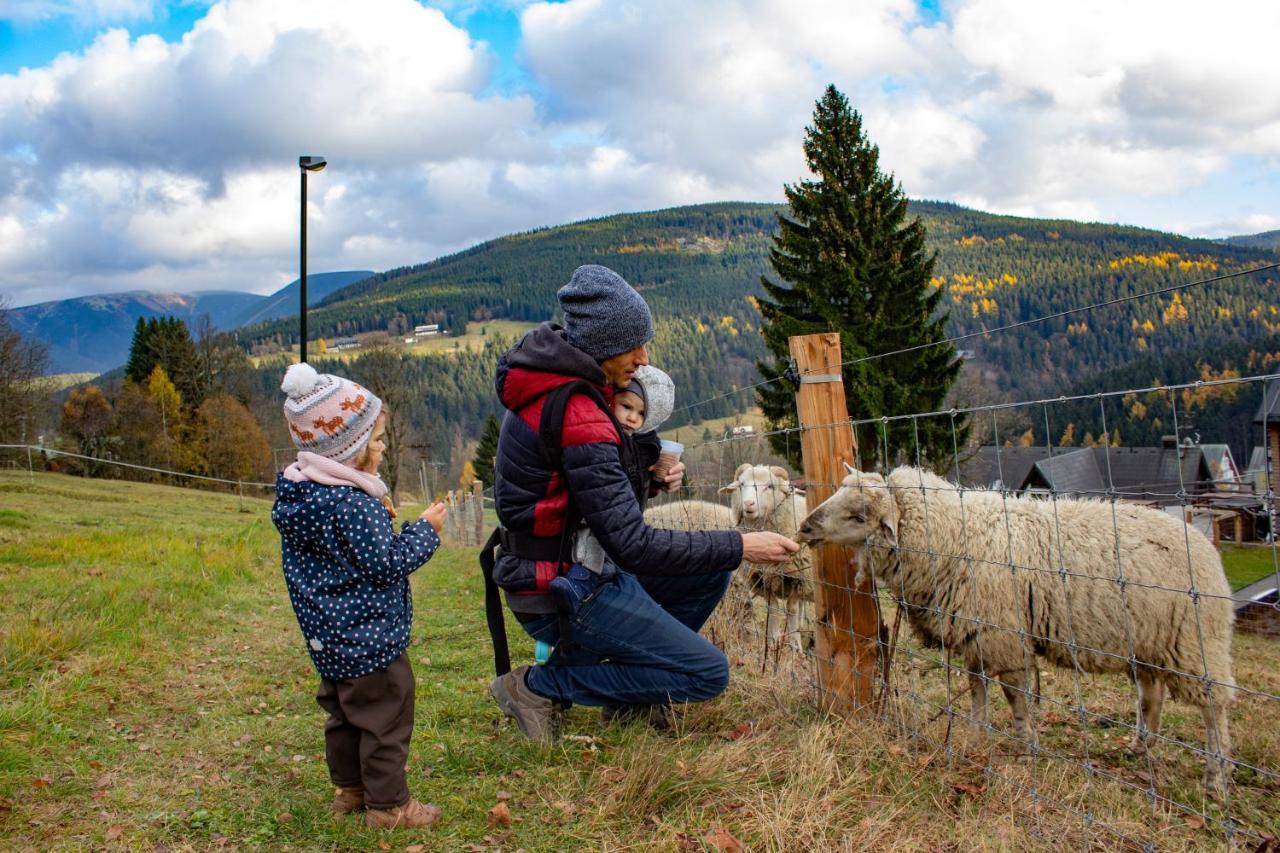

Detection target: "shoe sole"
[489, 675, 552, 743]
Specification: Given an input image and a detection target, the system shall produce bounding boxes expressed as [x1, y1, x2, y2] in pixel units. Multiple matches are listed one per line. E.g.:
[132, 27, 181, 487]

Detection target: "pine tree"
[756, 85, 965, 470]
[472, 413, 501, 488]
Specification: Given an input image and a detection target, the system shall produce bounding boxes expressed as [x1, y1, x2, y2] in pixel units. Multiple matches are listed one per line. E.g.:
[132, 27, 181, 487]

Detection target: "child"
[571, 364, 676, 572]
[272, 362, 446, 830]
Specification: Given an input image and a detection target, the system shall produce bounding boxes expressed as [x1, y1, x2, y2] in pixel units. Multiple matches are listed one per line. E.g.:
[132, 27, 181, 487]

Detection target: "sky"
[1, 0, 1278, 307]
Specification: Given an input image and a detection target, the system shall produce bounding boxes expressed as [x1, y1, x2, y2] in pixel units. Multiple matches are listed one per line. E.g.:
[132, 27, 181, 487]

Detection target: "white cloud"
[2, 0, 1280, 308]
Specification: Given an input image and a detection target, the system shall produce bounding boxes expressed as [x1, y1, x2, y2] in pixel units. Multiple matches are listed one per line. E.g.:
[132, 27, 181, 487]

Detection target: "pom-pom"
[281, 362, 320, 398]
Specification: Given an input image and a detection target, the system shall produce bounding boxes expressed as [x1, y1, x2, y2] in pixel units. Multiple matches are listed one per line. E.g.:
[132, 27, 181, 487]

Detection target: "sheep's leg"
[998, 671, 1036, 751]
[969, 670, 989, 733]
[783, 596, 803, 652]
[1200, 700, 1232, 801]
[1128, 673, 1164, 754]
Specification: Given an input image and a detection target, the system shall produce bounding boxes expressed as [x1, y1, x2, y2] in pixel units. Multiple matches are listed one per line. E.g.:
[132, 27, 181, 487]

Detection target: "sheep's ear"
[879, 517, 898, 549]
[718, 482, 739, 495]
[842, 461, 857, 476]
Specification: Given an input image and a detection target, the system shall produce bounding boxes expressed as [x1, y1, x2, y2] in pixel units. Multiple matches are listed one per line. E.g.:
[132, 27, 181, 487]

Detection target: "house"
[730, 425, 755, 437]
[1253, 381, 1280, 495]
[329, 336, 361, 351]
[413, 323, 440, 337]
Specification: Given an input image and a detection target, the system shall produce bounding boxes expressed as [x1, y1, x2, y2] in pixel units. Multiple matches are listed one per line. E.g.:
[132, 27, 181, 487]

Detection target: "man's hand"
[741, 531, 800, 563]
[420, 501, 447, 533]
[650, 459, 686, 493]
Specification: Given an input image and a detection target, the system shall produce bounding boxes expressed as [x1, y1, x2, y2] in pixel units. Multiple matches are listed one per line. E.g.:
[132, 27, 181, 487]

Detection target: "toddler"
[272, 363, 446, 830]
[571, 364, 675, 572]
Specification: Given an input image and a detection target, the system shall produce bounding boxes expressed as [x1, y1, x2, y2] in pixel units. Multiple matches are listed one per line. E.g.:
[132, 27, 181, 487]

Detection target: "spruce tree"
[472, 413, 501, 487]
[756, 84, 965, 471]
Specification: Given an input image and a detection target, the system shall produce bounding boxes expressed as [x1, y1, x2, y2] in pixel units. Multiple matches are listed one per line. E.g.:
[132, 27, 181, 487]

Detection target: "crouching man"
[486, 264, 798, 740]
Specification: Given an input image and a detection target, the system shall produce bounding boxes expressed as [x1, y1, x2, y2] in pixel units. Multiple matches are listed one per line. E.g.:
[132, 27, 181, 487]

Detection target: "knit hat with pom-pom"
[280, 363, 383, 462]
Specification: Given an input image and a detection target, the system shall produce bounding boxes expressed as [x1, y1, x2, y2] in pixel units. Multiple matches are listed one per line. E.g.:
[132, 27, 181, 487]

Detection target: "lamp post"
[298, 155, 327, 362]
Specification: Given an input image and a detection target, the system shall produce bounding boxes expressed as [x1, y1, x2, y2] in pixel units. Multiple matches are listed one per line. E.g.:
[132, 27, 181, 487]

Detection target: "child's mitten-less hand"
[420, 502, 447, 533]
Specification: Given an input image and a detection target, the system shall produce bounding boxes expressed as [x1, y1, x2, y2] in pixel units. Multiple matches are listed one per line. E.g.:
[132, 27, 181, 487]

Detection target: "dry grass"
[2, 470, 1277, 850]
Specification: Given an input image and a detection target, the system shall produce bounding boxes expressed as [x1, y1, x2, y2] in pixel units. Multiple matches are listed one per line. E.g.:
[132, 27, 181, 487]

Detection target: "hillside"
[1222, 230, 1280, 254]
[7, 270, 373, 374]
[235, 202, 1280, 438]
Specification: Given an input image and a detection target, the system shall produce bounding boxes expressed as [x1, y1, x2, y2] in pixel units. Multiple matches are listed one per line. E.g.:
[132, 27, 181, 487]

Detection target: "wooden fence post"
[472, 480, 485, 544]
[789, 332, 881, 713]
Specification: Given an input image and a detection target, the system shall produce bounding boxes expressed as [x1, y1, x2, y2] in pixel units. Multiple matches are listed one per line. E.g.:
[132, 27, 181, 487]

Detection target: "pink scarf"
[283, 451, 388, 500]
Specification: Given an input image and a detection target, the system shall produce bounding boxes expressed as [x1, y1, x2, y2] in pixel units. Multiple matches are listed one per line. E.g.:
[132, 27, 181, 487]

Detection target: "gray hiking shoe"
[489, 665, 561, 743]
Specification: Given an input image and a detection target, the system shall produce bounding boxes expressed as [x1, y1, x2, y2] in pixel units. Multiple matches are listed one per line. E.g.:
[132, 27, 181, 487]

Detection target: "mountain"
[230, 270, 374, 328]
[1221, 230, 1280, 254]
[7, 270, 373, 374]
[236, 202, 1280, 421]
[8, 290, 262, 374]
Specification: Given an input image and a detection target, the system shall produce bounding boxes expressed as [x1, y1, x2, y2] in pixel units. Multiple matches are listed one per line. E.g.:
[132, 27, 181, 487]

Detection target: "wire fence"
[648, 368, 1280, 848]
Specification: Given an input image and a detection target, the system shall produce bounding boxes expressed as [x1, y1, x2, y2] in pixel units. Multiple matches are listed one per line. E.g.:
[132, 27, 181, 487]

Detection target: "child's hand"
[420, 501, 447, 532]
[381, 494, 398, 519]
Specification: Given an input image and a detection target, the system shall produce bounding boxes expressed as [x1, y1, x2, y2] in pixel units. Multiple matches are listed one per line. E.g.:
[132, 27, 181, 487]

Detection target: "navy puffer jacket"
[273, 476, 441, 680]
[492, 323, 743, 615]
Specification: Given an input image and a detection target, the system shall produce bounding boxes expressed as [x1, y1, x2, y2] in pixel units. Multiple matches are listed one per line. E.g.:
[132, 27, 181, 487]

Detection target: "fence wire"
[652, 371, 1280, 848]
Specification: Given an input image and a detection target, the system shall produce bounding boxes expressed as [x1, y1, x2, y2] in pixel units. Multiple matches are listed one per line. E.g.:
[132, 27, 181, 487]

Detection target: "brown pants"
[315, 653, 414, 809]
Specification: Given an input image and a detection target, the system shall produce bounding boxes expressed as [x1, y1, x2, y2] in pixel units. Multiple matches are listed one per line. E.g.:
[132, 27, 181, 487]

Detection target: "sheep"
[643, 499, 755, 639]
[718, 464, 815, 652]
[795, 464, 1237, 798]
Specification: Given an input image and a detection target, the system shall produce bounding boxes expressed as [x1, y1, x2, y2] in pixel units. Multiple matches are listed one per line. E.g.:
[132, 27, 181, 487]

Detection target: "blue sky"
[0, 0, 1277, 307]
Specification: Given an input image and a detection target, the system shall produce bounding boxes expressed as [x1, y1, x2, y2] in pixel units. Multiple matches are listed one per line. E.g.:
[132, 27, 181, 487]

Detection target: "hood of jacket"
[273, 475, 351, 548]
[495, 322, 610, 413]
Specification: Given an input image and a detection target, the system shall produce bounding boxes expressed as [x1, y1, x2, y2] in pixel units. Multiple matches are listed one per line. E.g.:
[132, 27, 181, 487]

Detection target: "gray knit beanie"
[625, 365, 675, 432]
[557, 264, 654, 361]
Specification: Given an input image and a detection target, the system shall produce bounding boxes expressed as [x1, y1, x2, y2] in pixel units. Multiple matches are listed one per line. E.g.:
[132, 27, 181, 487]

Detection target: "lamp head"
[299, 156, 327, 172]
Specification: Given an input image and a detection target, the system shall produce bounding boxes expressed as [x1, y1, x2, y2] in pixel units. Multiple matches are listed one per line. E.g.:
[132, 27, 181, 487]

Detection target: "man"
[487, 264, 799, 741]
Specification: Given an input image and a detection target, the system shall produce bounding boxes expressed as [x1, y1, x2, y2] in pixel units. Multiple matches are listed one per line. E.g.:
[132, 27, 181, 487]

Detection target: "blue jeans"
[521, 565, 733, 708]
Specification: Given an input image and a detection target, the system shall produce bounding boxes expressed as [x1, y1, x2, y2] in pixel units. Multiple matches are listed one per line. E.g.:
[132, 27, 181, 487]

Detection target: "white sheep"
[718, 464, 814, 652]
[643, 499, 755, 637]
[796, 465, 1237, 798]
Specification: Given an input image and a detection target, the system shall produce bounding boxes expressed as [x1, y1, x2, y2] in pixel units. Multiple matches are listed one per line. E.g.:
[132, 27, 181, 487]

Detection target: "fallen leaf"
[105, 825, 124, 841]
[87, 568, 103, 577]
[952, 781, 986, 798]
[495, 790, 511, 801]
[406, 845, 426, 852]
[377, 842, 391, 851]
[0, 797, 12, 813]
[512, 768, 525, 778]
[1183, 814, 1206, 830]
[704, 827, 743, 852]
[488, 801, 512, 828]
[88, 760, 103, 770]
[723, 721, 756, 741]
[275, 812, 293, 824]
[31, 777, 51, 789]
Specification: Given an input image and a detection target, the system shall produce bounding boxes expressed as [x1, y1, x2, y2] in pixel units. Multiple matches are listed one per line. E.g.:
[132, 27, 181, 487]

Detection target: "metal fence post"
[789, 332, 880, 712]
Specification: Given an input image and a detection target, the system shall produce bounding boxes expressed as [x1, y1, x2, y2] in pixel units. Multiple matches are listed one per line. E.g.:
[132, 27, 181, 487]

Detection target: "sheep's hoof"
[1126, 734, 1150, 755]
[1203, 766, 1229, 802]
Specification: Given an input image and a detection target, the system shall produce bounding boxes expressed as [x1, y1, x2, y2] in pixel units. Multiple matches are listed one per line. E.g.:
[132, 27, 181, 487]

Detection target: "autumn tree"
[112, 382, 168, 476]
[192, 394, 271, 484]
[61, 386, 114, 472]
[0, 298, 52, 444]
[756, 85, 964, 470]
[471, 414, 501, 488]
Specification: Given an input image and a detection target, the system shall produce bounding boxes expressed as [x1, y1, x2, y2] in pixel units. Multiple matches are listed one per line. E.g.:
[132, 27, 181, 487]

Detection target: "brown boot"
[365, 798, 442, 830]
[489, 665, 562, 744]
[332, 785, 365, 814]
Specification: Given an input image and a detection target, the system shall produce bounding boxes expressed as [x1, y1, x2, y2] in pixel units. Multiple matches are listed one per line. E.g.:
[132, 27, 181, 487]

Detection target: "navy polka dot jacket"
[272, 474, 441, 681]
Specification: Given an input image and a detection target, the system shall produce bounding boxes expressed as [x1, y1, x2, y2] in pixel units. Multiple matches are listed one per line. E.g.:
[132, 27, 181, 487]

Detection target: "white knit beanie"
[280, 363, 383, 462]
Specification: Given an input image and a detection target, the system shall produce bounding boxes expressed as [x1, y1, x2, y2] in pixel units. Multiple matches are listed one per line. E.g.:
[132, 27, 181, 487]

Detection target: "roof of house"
[959, 445, 1217, 502]
[1254, 381, 1280, 425]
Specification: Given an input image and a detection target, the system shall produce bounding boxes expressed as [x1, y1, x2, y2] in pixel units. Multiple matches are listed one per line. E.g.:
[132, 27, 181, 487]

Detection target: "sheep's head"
[718, 463, 793, 524]
[796, 465, 898, 550]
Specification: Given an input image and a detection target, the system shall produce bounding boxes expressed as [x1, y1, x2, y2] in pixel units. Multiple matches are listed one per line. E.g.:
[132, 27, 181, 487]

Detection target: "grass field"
[1, 471, 1277, 850]
[248, 321, 538, 368]
[1219, 544, 1280, 591]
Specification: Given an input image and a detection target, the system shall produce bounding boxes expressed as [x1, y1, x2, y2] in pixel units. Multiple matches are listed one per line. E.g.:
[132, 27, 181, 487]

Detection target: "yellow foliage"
[1217, 306, 1232, 319]
[315, 338, 328, 354]
[1067, 321, 1089, 335]
[1108, 251, 1217, 273]
[1180, 362, 1241, 412]
[1136, 337, 1147, 350]
[1162, 293, 1189, 324]
[1017, 428, 1035, 448]
[460, 460, 477, 487]
[1059, 423, 1076, 447]
[695, 320, 708, 334]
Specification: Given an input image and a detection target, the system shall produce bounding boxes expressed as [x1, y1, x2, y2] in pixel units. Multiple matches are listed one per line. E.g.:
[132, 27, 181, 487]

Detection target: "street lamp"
[298, 155, 327, 362]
